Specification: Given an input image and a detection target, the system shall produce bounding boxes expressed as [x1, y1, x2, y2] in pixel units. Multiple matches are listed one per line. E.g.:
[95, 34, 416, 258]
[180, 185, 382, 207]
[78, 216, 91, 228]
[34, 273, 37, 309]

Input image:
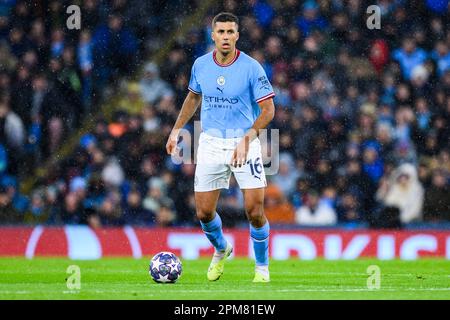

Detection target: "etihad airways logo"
[204, 96, 239, 104]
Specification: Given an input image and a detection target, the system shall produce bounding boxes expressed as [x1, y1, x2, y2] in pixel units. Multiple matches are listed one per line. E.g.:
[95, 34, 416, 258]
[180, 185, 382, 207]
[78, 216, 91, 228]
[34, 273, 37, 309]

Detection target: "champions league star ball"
[149, 251, 183, 283]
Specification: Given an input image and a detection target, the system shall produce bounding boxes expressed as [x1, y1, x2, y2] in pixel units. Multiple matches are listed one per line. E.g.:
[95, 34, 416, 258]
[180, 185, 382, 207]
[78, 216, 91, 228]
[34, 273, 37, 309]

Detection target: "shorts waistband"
[201, 132, 243, 142]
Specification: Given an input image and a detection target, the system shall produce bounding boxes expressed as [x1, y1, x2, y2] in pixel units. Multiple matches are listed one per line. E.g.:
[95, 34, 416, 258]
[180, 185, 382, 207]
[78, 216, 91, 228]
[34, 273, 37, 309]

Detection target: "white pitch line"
[141, 288, 450, 293]
[2, 288, 449, 295]
[0, 270, 447, 278]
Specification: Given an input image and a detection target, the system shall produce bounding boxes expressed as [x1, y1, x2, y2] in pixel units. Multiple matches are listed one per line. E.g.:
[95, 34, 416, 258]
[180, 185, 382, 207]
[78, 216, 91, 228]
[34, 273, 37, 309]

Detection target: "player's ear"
[236, 31, 239, 41]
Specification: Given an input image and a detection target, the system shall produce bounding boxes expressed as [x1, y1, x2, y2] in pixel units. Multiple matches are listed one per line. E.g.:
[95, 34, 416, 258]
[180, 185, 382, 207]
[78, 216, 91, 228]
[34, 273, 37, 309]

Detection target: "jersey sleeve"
[251, 62, 275, 104]
[188, 60, 202, 95]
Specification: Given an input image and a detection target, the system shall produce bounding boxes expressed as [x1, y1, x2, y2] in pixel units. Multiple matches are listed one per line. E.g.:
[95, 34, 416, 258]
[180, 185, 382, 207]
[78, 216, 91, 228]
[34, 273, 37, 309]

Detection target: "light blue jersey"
[188, 49, 275, 138]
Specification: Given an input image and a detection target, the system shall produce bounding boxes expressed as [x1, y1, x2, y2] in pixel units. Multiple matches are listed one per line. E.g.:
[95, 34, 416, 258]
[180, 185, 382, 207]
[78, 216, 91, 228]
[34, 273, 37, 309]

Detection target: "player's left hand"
[231, 137, 249, 167]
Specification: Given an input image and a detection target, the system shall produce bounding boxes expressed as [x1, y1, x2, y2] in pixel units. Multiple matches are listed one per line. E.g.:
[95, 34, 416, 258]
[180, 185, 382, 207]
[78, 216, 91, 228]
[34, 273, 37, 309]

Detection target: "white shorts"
[194, 132, 267, 192]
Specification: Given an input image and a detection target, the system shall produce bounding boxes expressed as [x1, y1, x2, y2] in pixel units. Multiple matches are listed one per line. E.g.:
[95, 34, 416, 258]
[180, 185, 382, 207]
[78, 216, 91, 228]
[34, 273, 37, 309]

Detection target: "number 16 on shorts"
[246, 157, 263, 181]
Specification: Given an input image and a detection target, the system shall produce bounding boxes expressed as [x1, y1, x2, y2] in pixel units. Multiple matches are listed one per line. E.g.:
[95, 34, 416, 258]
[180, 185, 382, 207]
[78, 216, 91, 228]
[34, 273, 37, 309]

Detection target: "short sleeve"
[251, 62, 275, 103]
[188, 61, 201, 94]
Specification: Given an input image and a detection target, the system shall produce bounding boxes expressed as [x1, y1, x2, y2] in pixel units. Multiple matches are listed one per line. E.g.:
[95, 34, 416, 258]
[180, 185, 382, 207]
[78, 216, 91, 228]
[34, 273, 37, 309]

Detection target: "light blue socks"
[200, 212, 227, 252]
[250, 221, 270, 266]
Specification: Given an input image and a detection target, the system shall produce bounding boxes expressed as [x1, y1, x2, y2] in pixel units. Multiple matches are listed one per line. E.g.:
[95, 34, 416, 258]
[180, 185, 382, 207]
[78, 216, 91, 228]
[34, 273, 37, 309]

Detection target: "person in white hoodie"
[295, 190, 337, 226]
[0, 98, 25, 151]
[376, 163, 424, 224]
[139, 62, 174, 105]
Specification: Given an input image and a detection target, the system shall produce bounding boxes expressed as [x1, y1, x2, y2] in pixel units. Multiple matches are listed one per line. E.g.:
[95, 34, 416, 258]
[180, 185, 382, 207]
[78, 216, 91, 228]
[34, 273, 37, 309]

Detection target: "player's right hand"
[166, 131, 179, 155]
[230, 136, 250, 167]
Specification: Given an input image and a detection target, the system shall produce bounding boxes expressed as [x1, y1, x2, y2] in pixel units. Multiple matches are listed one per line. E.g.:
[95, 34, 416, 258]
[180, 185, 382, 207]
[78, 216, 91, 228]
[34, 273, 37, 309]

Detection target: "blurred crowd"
[0, 0, 192, 225]
[0, 0, 449, 228]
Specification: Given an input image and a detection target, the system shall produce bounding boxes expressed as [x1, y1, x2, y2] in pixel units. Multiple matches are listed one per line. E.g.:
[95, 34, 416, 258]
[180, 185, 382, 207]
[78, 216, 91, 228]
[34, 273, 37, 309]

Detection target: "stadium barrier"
[0, 226, 449, 260]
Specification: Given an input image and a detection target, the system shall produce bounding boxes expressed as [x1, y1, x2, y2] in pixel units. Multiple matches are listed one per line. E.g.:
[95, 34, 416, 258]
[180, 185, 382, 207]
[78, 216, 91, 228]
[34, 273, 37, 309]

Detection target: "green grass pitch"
[0, 258, 449, 299]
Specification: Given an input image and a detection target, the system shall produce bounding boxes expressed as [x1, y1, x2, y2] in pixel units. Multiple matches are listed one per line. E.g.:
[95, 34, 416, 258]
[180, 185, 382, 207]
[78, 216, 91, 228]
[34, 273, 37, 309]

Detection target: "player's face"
[212, 21, 239, 54]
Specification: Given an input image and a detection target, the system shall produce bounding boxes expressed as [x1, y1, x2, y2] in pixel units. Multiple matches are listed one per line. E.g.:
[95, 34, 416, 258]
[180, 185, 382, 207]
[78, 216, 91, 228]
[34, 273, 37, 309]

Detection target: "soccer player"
[166, 12, 275, 283]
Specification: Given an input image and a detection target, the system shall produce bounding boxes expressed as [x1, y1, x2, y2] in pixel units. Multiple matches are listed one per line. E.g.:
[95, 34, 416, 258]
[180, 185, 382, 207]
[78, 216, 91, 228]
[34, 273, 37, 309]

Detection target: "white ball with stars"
[149, 251, 183, 283]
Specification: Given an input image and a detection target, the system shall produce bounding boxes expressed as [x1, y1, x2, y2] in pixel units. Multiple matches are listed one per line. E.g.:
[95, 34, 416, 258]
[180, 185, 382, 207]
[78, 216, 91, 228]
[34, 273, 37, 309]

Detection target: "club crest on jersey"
[217, 75, 225, 86]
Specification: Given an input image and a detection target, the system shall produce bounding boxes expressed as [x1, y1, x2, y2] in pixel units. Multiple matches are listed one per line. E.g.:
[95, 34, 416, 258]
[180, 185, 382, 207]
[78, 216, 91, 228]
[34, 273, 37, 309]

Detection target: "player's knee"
[245, 203, 264, 222]
[196, 208, 215, 222]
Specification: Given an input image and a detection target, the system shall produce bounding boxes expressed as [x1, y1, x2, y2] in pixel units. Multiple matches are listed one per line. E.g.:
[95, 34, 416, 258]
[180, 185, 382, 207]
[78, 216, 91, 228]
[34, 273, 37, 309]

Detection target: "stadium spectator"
[431, 40, 450, 76]
[296, 1, 327, 37]
[0, 97, 25, 175]
[118, 83, 146, 115]
[60, 192, 82, 225]
[0, 185, 22, 224]
[270, 152, 301, 197]
[295, 189, 337, 226]
[343, 158, 377, 217]
[0, 97, 24, 149]
[369, 39, 390, 74]
[97, 188, 123, 226]
[92, 13, 138, 91]
[10, 65, 32, 128]
[264, 183, 295, 225]
[0, 41, 17, 73]
[336, 191, 363, 223]
[24, 188, 48, 224]
[82, 0, 101, 32]
[77, 30, 94, 111]
[361, 141, 385, 184]
[101, 157, 125, 188]
[290, 175, 311, 210]
[156, 202, 176, 227]
[139, 62, 174, 105]
[376, 163, 424, 224]
[143, 177, 175, 221]
[392, 37, 428, 81]
[142, 104, 160, 133]
[123, 186, 155, 225]
[422, 169, 450, 222]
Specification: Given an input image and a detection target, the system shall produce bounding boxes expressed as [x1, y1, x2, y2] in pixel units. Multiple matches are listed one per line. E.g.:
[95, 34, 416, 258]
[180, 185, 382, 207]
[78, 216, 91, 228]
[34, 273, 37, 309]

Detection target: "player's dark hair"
[212, 12, 239, 29]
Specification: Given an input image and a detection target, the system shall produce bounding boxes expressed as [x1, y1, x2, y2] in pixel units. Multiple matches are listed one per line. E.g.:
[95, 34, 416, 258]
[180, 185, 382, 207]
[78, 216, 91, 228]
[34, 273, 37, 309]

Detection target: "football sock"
[200, 212, 227, 252]
[250, 221, 270, 267]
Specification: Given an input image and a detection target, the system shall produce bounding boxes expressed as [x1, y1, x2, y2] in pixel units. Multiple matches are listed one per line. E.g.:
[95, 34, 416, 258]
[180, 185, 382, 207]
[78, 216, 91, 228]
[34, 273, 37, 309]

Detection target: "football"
[149, 251, 183, 283]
